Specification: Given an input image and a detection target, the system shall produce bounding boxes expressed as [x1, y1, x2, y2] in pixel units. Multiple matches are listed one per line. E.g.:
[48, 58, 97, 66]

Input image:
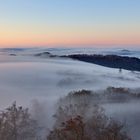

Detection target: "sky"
[0, 0, 140, 48]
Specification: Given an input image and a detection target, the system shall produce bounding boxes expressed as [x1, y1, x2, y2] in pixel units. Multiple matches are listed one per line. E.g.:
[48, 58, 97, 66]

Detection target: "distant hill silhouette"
[62, 54, 140, 71]
[34, 52, 57, 57]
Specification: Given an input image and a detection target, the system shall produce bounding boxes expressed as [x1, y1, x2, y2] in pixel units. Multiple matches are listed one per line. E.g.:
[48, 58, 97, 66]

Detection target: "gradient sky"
[0, 0, 140, 47]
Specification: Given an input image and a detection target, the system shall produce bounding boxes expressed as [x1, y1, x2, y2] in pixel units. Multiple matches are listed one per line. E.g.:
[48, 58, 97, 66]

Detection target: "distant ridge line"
[62, 54, 140, 71]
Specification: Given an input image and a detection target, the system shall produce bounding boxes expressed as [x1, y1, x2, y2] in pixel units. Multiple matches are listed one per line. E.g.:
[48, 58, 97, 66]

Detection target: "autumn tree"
[47, 90, 131, 140]
[0, 102, 39, 140]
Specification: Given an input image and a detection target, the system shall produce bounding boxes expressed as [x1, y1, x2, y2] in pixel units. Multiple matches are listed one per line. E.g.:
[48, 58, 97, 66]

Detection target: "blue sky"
[0, 0, 140, 47]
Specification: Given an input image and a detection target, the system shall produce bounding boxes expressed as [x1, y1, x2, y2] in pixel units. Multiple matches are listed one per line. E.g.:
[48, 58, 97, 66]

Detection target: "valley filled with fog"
[0, 48, 140, 140]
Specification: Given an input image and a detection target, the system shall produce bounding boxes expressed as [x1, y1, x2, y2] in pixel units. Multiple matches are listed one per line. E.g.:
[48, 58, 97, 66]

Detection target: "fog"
[0, 55, 140, 107]
[0, 50, 140, 139]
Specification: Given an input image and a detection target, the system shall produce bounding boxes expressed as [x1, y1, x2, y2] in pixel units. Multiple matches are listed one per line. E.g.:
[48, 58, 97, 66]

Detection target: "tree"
[0, 102, 39, 140]
[48, 90, 132, 140]
[48, 110, 131, 140]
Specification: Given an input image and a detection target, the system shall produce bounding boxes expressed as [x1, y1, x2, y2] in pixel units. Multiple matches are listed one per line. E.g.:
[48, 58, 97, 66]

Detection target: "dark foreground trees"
[0, 102, 39, 140]
[47, 90, 132, 140]
[48, 115, 131, 140]
[0, 89, 133, 140]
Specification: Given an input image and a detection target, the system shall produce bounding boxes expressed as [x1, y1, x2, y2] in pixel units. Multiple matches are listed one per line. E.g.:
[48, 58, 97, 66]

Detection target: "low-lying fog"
[0, 55, 140, 107]
[0, 52, 140, 140]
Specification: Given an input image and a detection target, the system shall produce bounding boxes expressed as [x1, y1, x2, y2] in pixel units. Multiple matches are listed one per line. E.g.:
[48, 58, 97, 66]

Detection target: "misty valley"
[0, 48, 140, 140]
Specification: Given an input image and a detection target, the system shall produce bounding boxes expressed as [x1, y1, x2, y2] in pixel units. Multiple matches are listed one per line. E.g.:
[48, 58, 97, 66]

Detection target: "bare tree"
[48, 90, 132, 140]
[0, 102, 39, 140]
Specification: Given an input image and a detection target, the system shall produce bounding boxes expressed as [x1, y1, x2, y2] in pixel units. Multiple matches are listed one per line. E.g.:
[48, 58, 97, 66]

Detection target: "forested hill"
[62, 54, 140, 71]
